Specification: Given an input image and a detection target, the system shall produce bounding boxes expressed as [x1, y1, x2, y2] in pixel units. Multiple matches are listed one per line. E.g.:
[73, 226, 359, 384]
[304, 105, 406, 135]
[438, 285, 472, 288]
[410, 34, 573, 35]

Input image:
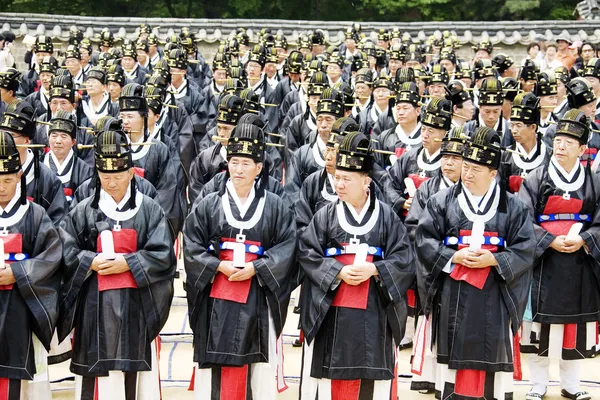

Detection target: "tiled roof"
[2, 12, 600, 46]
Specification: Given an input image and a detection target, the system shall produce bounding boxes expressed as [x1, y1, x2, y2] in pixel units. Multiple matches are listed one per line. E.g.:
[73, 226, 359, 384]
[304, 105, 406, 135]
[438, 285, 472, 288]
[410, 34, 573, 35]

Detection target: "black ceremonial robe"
[183, 187, 296, 366]
[0, 200, 62, 380]
[299, 197, 415, 380]
[57, 192, 175, 376]
[42, 150, 93, 204]
[415, 183, 535, 375]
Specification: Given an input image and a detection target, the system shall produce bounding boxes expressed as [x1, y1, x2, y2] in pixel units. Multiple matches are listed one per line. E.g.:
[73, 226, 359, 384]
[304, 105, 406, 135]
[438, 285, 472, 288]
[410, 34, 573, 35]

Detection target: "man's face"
[107, 82, 122, 101]
[579, 101, 596, 118]
[316, 113, 336, 139]
[170, 68, 186, 85]
[217, 122, 235, 141]
[120, 111, 144, 134]
[373, 87, 391, 106]
[136, 50, 148, 65]
[345, 38, 356, 51]
[85, 78, 104, 96]
[460, 77, 473, 88]
[540, 94, 558, 111]
[521, 79, 536, 93]
[395, 103, 419, 126]
[440, 60, 455, 74]
[557, 81, 567, 99]
[308, 95, 320, 113]
[121, 56, 136, 70]
[0, 88, 13, 102]
[49, 131, 75, 159]
[557, 40, 569, 51]
[405, 60, 420, 69]
[441, 155, 462, 182]
[428, 83, 446, 97]
[324, 145, 336, 173]
[312, 44, 325, 56]
[553, 135, 586, 166]
[585, 76, 600, 96]
[389, 59, 403, 75]
[326, 64, 342, 82]
[354, 83, 372, 104]
[50, 98, 74, 114]
[454, 100, 474, 122]
[213, 69, 227, 86]
[99, 169, 135, 201]
[461, 160, 496, 194]
[275, 47, 287, 64]
[368, 56, 376, 69]
[228, 156, 262, 188]
[0, 172, 21, 206]
[480, 105, 502, 127]
[377, 40, 389, 50]
[39, 72, 54, 91]
[79, 48, 91, 64]
[510, 121, 537, 145]
[36, 51, 51, 59]
[246, 61, 262, 80]
[475, 50, 490, 61]
[334, 169, 370, 204]
[64, 56, 81, 75]
[582, 44, 595, 62]
[264, 62, 277, 79]
[421, 125, 445, 152]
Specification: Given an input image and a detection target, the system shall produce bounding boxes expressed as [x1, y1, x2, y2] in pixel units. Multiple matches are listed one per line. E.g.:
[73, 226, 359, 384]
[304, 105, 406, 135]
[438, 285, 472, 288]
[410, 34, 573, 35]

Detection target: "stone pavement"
[49, 275, 600, 399]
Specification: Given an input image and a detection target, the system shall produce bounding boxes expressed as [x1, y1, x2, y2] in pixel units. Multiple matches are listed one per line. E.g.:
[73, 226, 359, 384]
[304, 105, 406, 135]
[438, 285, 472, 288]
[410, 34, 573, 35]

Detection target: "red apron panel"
[449, 230, 499, 290]
[209, 238, 260, 304]
[0, 233, 22, 291]
[96, 229, 138, 291]
[540, 195, 583, 236]
[331, 253, 374, 310]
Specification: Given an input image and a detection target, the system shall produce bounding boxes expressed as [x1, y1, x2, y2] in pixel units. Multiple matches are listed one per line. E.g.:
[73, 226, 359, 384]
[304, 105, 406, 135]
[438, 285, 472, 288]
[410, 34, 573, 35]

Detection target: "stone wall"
[1, 12, 598, 70]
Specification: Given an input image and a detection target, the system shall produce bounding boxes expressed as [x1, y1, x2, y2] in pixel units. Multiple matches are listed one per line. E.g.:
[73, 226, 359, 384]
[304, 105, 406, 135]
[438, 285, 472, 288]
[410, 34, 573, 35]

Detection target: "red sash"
[540, 195, 583, 236]
[508, 175, 523, 193]
[402, 174, 430, 217]
[581, 148, 597, 167]
[331, 251, 374, 310]
[133, 167, 145, 178]
[209, 238, 260, 304]
[394, 147, 408, 158]
[449, 230, 499, 290]
[0, 234, 23, 291]
[96, 229, 138, 291]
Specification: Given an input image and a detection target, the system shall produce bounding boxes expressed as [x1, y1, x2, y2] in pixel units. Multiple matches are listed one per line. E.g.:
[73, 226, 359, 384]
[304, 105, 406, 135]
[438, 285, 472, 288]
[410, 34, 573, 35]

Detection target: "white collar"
[98, 187, 143, 223]
[40, 86, 49, 111]
[250, 75, 264, 92]
[130, 137, 152, 161]
[370, 102, 385, 121]
[439, 175, 456, 190]
[512, 141, 546, 173]
[346, 194, 371, 224]
[417, 147, 441, 171]
[312, 137, 326, 167]
[22, 150, 35, 185]
[225, 179, 256, 218]
[321, 172, 338, 202]
[458, 180, 500, 223]
[336, 197, 380, 237]
[554, 98, 567, 115]
[395, 122, 422, 145]
[221, 180, 266, 232]
[44, 149, 75, 183]
[124, 63, 140, 78]
[150, 53, 161, 65]
[479, 114, 500, 131]
[306, 110, 317, 131]
[0, 194, 29, 229]
[548, 156, 585, 194]
[219, 144, 227, 161]
[170, 80, 188, 99]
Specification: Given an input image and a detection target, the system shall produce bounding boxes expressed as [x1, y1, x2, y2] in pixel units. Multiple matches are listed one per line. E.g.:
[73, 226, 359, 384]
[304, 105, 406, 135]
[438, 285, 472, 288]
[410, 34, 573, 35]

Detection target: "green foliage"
[0, 0, 582, 20]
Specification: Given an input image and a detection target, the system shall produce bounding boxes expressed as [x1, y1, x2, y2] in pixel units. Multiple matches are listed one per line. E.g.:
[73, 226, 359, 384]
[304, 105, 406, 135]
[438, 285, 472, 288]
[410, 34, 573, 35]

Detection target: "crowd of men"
[0, 21, 598, 400]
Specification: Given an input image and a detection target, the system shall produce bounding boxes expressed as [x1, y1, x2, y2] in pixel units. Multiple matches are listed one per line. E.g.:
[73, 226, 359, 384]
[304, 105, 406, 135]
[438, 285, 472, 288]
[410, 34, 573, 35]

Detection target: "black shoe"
[561, 390, 591, 400]
[292, 338, 303, 347]
[526, 392, 545, 400]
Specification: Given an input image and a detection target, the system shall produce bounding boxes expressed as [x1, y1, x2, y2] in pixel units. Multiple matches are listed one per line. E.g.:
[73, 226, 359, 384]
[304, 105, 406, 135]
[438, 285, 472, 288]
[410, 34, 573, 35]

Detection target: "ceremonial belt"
[537, 213, 591, 223]
[3, 253, 30, 262]
[444, 236, 506, 247]
[208, 241, 264, 255]
[324, 245, 384, 258]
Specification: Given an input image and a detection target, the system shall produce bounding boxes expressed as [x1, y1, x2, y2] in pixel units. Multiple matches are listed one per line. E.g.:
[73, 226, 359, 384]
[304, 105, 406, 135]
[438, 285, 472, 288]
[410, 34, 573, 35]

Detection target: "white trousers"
[528, 355, 581, 394]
